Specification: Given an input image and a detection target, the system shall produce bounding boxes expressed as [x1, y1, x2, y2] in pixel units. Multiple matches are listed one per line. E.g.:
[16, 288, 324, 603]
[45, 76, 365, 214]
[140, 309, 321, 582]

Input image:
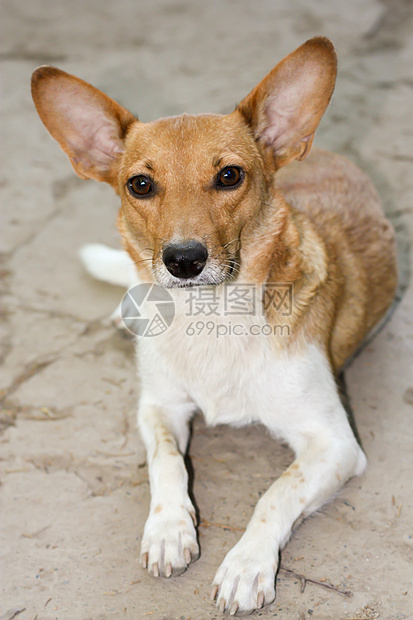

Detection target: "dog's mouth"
[145, 238, 241, 288]
[161, 260, 236, 288]
[155, 254, 237, 289]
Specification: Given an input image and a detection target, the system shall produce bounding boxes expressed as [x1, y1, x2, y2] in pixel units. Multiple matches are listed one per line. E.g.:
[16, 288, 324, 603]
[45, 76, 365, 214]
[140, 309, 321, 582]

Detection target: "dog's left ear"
[237, 37, 337, 168]
[31, 66, 136, 185]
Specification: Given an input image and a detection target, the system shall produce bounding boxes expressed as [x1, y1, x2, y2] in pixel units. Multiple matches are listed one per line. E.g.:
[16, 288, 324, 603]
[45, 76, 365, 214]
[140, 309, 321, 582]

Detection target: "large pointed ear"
[237, 37, 337, 168]
[31, 67, 136, 185]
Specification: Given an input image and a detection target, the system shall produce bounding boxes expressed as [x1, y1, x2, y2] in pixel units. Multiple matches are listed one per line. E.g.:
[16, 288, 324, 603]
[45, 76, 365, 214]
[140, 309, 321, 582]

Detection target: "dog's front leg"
[138, 396, 199, 578]
[211, 348, 367, 615]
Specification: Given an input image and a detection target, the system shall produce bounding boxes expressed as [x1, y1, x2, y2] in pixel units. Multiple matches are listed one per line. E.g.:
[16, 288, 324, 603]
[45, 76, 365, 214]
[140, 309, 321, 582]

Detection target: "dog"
[31, 37, 397, 615]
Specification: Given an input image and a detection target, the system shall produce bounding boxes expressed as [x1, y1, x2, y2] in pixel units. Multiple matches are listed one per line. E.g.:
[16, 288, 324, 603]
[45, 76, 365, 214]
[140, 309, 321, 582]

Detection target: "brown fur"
[31, 37, 397, 373]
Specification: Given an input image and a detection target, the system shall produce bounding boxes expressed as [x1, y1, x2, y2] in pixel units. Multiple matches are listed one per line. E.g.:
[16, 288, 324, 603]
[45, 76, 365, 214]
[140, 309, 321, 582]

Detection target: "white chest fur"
[137, 286, 323, 436]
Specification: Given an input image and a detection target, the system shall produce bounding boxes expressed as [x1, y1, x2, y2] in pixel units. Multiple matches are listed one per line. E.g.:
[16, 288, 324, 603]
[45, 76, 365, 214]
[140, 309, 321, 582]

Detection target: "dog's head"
[32, 37, 336, 287]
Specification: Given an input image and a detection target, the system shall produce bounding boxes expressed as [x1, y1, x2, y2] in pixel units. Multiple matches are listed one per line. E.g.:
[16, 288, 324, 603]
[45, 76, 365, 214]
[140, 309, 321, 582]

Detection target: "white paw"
[140, 502, 199, 578]
[211, 537, 277, 615]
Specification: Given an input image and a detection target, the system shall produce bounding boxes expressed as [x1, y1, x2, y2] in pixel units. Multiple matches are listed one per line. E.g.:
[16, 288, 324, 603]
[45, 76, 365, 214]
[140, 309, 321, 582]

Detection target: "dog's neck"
[240, 182, 327, 284]
[238, 184, 296, 285]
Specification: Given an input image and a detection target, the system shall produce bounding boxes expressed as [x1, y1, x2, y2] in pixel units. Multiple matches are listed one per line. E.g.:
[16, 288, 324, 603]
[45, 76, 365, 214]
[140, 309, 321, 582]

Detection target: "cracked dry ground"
[1, 0, 413, 618]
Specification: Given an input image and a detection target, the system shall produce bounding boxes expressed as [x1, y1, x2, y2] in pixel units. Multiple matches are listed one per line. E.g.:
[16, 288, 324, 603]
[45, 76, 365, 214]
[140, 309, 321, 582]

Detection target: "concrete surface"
[1, 1, 412, 619]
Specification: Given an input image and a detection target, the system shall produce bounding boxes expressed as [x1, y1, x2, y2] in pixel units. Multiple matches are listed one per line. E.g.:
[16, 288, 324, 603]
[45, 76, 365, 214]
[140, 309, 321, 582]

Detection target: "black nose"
[162, 241, 208, 279]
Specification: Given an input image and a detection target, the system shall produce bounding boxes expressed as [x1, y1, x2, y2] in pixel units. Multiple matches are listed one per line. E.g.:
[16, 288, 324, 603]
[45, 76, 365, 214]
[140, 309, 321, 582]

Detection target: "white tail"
[79, 244, 137, 288]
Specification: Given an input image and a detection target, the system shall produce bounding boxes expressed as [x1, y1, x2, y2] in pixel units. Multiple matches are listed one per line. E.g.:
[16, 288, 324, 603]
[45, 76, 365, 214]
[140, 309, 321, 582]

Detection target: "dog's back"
[277, 148, 397, 368]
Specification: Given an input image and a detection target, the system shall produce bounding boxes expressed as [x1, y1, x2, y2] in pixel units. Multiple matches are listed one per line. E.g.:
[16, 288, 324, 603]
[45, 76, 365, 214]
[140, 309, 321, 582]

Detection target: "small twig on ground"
[279, 564, 352, 597]
[120, 409, 130, 448]
[200, 519, 246, 533]
[21, 525, 51, 539]
[95, 450, 135, 458]
[0, 608, 26, 620]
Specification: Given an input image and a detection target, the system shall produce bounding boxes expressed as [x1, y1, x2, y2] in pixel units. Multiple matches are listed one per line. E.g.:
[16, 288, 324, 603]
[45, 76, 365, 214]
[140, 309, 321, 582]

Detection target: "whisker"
[134, 257, 153, 263]
[134, 258, 153, 268]
[132, 258, 155, 279]
[223, 238, 241, 251]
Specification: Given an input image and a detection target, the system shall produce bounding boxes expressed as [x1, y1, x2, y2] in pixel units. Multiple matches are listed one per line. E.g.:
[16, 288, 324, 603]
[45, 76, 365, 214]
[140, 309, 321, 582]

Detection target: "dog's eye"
[216, 166, 244, 189]
[127, 175, 155, 198]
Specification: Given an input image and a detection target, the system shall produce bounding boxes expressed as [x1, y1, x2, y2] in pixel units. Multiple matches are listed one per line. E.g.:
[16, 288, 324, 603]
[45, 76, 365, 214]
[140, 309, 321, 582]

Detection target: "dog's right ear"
[31, 67, 136, 186]
[237, 37, 337, 169]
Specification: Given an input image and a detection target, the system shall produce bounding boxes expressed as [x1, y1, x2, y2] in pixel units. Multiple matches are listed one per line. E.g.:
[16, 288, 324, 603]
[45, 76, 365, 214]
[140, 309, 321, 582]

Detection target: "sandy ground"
[1, 1, 412, 619]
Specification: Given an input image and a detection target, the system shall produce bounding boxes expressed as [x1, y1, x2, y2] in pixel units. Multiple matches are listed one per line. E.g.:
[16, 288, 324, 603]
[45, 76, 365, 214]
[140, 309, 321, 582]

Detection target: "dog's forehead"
[123, 112, 257, 170]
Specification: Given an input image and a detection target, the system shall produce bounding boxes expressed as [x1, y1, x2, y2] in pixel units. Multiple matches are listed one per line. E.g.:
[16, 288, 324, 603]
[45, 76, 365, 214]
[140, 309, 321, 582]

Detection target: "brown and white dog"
[32, 37, 397, 615]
